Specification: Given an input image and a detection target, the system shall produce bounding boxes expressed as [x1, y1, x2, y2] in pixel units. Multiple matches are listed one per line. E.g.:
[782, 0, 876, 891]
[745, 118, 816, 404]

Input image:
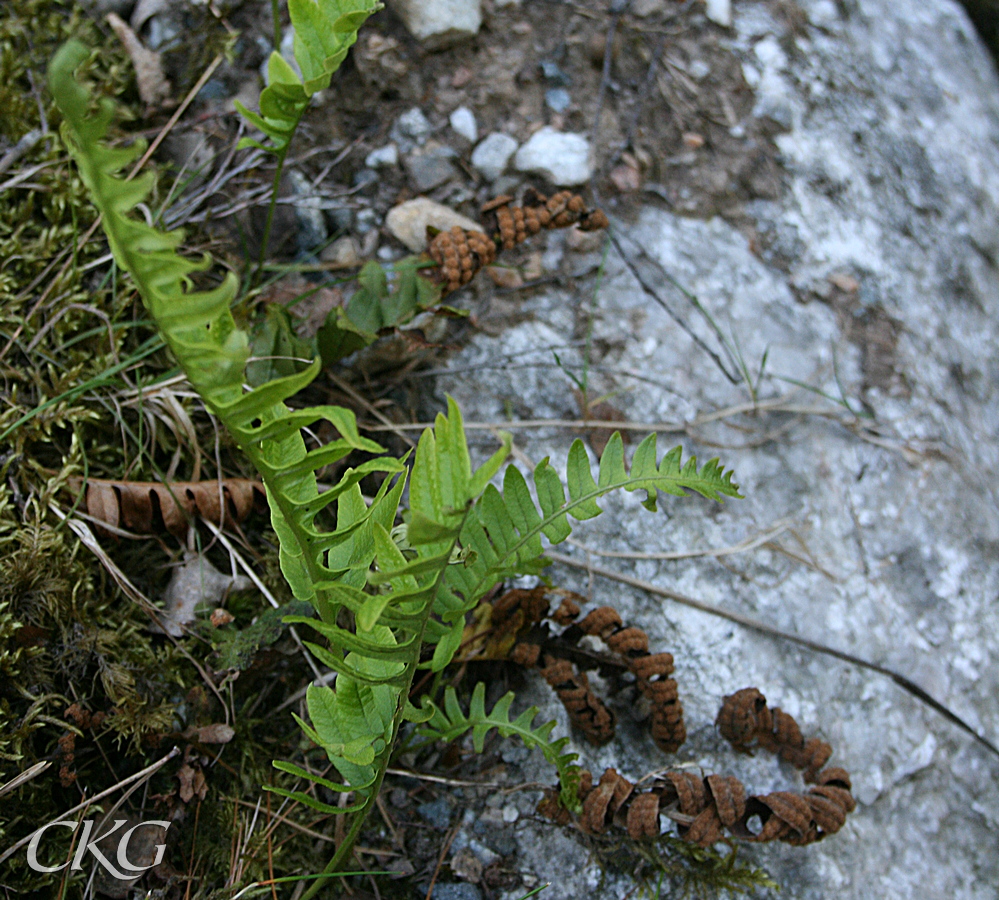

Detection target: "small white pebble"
[449, 106, 478, 143]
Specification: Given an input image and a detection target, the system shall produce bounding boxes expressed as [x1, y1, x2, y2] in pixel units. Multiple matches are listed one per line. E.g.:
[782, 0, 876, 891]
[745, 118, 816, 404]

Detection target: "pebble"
[468, 838, 500, 866]
[366, 143, 399, 168]
[630, 0, 662, 14]
[287, 170, 327, 253]
[501, 804, 520, 823]
[416, 796, 453, 830]
[404, 144, 460, 192]
[705, 0, 732, 27]
[424, 884, 481, 900]
[545, 88, 571, 113]
[514, 127, 593, 186]
[355, 208, 379, 234]
[688, 59, 712, 80]
[449, 106, 478, 143]
[539, 59, 570, 86]
[471, 132, 519, 182]
[450, 848, 483, 883]
[328, 206, 353, 233]
[389, 0, 482, 49]
[320, 236, 361, 268]
[391, 107, 433, 151]
[385, 197, 482, 252]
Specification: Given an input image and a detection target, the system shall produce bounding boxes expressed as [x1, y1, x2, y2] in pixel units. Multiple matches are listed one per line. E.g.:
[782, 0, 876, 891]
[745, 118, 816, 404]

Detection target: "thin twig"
[565, 517, 792, 561]
[0, 761, 51, 801]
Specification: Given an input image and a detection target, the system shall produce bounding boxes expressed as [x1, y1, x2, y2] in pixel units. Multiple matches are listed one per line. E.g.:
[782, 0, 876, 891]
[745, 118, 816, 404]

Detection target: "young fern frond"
[419, 683, 584, 811]
[235, 0, 382, 154]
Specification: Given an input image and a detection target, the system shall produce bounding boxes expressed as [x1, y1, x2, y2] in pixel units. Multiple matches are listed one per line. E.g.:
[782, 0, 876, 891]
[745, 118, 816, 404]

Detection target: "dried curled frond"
[424, 189, 608, 295]
[578, 767, 634, 833]
[538, 654, 616, 746]
[540, 686, 855, 849]
[67, 477, 267, 539]
[576, 605, 686, 753]
[717, 688, 832, 781]
[482, 589, 686, 752]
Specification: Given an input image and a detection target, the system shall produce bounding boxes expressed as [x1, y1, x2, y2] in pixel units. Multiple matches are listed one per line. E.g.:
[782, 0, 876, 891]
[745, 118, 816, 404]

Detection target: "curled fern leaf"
[419, 682, 583, 812]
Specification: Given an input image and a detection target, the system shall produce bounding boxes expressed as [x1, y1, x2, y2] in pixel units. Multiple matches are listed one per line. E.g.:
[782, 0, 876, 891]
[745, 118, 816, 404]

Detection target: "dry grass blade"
[0, 761, 51, 801]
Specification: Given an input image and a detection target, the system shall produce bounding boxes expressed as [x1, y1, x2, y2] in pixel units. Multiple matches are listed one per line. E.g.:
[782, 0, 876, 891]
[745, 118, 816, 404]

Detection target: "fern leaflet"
[419, 683, 584, 811]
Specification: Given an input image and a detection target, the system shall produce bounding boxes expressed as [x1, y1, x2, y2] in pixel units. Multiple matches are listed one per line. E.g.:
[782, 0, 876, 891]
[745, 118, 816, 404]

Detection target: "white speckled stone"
[514, 127, 592, 186]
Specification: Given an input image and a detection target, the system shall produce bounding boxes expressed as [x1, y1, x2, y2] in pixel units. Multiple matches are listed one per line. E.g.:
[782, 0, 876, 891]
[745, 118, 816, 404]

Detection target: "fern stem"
[271, 0, 281, 50]
[255, 144, 291, 287]
[298, 510, 469, 898]
[299, 784, 377, 900]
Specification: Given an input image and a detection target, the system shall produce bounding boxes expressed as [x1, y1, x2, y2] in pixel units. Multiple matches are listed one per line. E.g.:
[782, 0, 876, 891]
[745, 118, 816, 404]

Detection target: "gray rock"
[404, 145, 459, 192]
[328, 207, 353, 233]
[391, 107, 433, 153]
[424, 884, 481, 900]
[319, 236, 361, 269]
[630, 0, 662, 15]
[385, 197, 482, 252]
[514, 127, 593, 186]
[387, 0, 482, 49]
[450, 106, 478, 143]
[416, 796, 453, 830]
[544, 88, 572, 113]
[365, 143, 399, 168]
[432, 1, 999, 898]
[355, 208, 379, 234]
[286, 169, 327, 253]
[470, 132, 518, 182]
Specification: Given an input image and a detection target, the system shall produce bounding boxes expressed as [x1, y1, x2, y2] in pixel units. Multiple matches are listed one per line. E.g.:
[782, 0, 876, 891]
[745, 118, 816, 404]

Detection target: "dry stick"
[327, 372, 418, 450]
[0, 746, 181, 865]
[424, 823, 460, 900]
[544, 550, 999, 759]
[608, 229, 742, 384]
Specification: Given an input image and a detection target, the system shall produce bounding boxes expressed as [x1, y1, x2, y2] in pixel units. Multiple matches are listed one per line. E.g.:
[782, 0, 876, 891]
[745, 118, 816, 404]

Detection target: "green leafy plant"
[49, 29, 740, 900]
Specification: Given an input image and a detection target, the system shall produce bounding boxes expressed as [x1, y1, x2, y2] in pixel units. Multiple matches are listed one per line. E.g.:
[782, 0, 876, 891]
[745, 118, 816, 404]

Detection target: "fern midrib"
[240, 433, 337, 610]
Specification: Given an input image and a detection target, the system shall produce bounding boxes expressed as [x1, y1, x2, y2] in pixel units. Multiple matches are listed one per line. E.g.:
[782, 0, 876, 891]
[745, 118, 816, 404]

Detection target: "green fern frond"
[419, 683, 583, 811]
[235, 0, 382, 153]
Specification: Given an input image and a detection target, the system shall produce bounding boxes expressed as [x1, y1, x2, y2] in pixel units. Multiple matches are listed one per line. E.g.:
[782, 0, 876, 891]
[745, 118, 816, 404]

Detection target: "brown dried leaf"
[106, 13, 171, 107]
[184, 723, 235, 744]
